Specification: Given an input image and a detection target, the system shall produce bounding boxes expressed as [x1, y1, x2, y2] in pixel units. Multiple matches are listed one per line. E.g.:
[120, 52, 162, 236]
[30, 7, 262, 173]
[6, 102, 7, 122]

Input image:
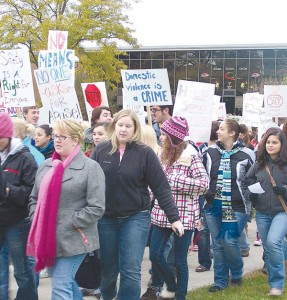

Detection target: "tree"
[0, 0, 137, 112]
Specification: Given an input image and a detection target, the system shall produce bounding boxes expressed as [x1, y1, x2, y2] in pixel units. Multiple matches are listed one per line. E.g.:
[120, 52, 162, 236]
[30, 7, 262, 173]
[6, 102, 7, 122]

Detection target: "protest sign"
[173, 80, 215, 143]
[38, 49, 75, 83]
[212, 95, 221, 121]
[81, 82, 109, 123]
[218, 102, 226, 120]
[122, 89, 146, 125]
[241, 93, 264, 126]
[264, 85, 287, 117]
[48, 30, 68, 50]
[34, 65, 82, 124]
[0, 48, 35, 108]
[121, 69, 172, 106]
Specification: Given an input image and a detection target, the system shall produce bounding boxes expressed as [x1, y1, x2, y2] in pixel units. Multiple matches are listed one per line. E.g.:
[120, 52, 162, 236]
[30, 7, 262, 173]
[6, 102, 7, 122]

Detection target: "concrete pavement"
[9, 219, 264, 299]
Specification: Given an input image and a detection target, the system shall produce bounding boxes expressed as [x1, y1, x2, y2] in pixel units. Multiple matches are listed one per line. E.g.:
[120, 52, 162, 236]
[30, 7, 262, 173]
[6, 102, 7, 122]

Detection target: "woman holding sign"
[241, 127, 287, 296]
[91, 109, 184, 300]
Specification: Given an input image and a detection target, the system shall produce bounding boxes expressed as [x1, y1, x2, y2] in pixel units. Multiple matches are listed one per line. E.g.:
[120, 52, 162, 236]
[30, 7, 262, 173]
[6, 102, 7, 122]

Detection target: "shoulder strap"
[265, 164, 287, 213]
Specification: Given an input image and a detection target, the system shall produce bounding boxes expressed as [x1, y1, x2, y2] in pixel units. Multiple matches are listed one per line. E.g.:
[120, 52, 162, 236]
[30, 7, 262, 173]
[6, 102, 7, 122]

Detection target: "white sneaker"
[268, 288, 283, 296]
[40, 268, 51, 278]
[254, 239, 262, 246]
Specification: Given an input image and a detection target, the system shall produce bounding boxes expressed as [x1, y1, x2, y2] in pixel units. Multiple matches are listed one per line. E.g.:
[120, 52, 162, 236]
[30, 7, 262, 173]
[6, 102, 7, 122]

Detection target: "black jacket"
[204, 141, 255, 215]
[0, 141, 37, 227]
[91, 141, 180, 223]
[241, 158, 287, 215]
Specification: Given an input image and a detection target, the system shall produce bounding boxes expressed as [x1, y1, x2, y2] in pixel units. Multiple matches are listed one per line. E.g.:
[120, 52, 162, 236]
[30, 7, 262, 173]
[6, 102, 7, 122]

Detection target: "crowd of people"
[0, 103, 287, 300]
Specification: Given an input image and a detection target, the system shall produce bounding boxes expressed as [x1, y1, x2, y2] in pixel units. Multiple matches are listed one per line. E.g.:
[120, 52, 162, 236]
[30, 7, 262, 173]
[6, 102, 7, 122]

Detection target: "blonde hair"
[26, 123, 36, 139]
[141, 125, 159, 153]
[53, 119, 85, 144]
[81, 120, 90, 131]
[12, 117, 28, 140]
[109, 109, 142, 154]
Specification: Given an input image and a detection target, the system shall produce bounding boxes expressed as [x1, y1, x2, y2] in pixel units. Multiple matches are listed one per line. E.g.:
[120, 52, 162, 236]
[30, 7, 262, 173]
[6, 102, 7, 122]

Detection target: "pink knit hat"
[0, 113, 13, 138]
[161, 116, 189, 146]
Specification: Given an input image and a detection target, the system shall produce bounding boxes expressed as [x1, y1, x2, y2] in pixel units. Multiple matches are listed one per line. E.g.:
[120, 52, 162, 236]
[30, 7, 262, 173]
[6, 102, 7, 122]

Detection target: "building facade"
[117, 45, 287, 115]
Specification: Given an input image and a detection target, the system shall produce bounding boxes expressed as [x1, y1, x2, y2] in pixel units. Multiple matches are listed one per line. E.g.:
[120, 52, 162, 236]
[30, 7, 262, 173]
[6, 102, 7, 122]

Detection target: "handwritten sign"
[122, 89, 146, 125]
[81, 82, 109, 123]
[212, 95, 221, 121]
[121, 69, 172, 106]
[48, 30, 68, 50]
[0, 48, 35, 108]
[218, 102, 226, 120]
[264, 85, 287, 117]
[173, 80, 215, 143]
[38, 49, 75, 83]
[34, 65, 82, 124]
[241, 93, 264, 126]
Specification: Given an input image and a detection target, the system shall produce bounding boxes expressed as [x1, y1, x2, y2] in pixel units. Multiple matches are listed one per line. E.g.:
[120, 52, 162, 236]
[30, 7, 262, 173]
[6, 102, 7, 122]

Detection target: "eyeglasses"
[151, 108, 162, 113]
[53, 135, 71, 142]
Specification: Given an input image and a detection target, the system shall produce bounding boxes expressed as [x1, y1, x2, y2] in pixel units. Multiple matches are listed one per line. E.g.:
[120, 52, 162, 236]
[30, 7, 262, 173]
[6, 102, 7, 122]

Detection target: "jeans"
[0, 218, 37, 300]
[149, 225, 193, 300]
[239, 228, 250, 251]
[205, 206, 248, 289]
[98, 211, 151, 300]
[151, 229, 175, 289]
[51, 253, 85, 300]
[256, 211, 287, 291]
[197, 213, 212, 269]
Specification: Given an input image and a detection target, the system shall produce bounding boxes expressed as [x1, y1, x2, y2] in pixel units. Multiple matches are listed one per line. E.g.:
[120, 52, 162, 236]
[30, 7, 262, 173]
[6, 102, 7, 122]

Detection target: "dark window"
[250, 50, 263, 58]
[224, 59, 236, 89]
[263, 50, 276, 58]
[141, 52, 152, 59]
[129, 60, 141, 69]
[129, 52, 140, 59]
[164, 60, 175, 95]
[212, 50, 224, 58]
[176, 51, 187, 60]
[225, 50, 236, 58]
[164, 52, 176, 59]
[237, 50, 250, 58]
[200, 51, 211, 59]
[276, 50, 287, 59]
[187, 51, 199, 59]
[122, 59, 130, 69]
[151, 60, 164, 69]
[187, 59, 199, 81]
[150, 52, 164, 59]
[140, 60, 152, 69]
[263, 59, 275, 78]
[276, 59, 287, 78]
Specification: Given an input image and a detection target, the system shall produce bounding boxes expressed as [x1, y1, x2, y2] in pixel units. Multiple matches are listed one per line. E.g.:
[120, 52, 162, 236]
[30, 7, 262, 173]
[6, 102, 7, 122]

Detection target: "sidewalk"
[9, 219, 264, 299]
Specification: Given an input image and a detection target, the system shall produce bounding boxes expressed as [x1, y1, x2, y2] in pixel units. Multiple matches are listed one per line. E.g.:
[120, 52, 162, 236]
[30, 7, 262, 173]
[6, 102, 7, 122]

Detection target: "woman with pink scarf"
[27, 119, 105, 300]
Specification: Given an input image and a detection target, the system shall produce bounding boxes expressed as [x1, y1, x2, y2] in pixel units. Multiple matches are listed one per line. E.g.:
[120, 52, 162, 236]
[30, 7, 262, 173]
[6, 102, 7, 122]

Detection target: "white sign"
[48, 30, 68, 50]
[264, 85, 287, 117]
[121, 69, 172, 106]
[0, 48, 35, 108]
[34, 65, 83, 124]
[242, 93, 264, 126]
[218, 102, 226, 120]
[212, 95, 221, 121]
[38, 49, 76, 83]
[81, 82, 109, 123]
[0, 99, 23, 117]
[173, 80, 215, 143]
[122, 89, 146, 125]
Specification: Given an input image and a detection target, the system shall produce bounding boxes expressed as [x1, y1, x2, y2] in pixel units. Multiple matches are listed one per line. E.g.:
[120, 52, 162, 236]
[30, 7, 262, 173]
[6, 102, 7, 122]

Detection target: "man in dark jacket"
[0, 112, 38, 300]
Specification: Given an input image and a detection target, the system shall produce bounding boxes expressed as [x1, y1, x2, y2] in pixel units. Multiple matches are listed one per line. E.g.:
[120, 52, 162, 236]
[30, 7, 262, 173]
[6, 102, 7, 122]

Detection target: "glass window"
[263, 50, 276, 58]
[212, 50, 224, 58]
[122, 59, 130, 69]
[276, 59, 287, 79]
[164, 51, 176, 59]
[176, 51, 187, 60]
[175, 61, 187, 87]
[151, 60, 164, 69]
[187, 59, 199, 81]
[118, 53, 129, 60]
[237, 60, 249, 96]
[140, 60, 152, 69]
[130, 60, 141, 69]
[276, 50, 287, 59]
[187, 51, 199, 59]
[250, 50, 263, 58]
[263, 59, 275, 78]
[237, 50, 249, 58]
[224, 59, 236, 89]
[141, 52, 152, 59]
[200, 51, 211, 59]
[199, 57, 211, 83]
[249, 59, 262, 92]
[164, 60, 175, 94]
[225, 50, 236, 58]
[150, 52, 164, 59]
[129, 52, 140, 59]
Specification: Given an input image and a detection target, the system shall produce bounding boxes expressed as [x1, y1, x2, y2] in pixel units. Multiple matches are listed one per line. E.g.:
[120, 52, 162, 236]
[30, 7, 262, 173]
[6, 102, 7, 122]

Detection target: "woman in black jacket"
[91, 109, 183, 300]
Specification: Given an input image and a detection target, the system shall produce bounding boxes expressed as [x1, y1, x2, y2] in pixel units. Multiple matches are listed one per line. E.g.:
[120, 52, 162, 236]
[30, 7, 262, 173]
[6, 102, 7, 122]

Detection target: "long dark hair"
[257, 128, 287, 169]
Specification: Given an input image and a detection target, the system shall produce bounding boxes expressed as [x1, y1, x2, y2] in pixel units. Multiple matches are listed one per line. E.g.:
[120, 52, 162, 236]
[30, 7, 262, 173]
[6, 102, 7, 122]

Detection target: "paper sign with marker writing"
[0, 48, 35, 108]
[248, 182, 265, 194]
[264, 85, 287, 117]
[48, 30, 68, 50]
[121, 69, 172, 106]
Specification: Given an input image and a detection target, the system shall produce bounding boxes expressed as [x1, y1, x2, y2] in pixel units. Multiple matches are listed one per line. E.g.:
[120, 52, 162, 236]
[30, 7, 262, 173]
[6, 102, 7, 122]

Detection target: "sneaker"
[241, 249, 249, 257]
[40, 268, 51, 278]
[140, 287, 159, 300]
[231, 278, 242, 286]
[195, 264, 210, 272]
[254, 239, 262, 246]
[157, 288, 175, 299]
[268, 288, 283, 296]
[208, 286, 223, 292]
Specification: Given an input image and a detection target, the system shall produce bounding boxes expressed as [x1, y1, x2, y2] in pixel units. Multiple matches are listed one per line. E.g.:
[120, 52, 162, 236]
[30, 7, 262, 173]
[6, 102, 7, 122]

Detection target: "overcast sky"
[126, 0, 287, 47]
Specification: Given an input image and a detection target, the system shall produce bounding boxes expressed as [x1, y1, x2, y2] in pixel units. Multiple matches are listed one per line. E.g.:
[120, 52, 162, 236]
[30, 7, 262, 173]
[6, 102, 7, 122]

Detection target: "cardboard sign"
[173, 80, 215, 143]
[81, 82, 109, 123]
[121, 69, 172, 106]
[48, 30, 68, 50]
[0, 48, 35, 107]
[264, 85, 287, 117]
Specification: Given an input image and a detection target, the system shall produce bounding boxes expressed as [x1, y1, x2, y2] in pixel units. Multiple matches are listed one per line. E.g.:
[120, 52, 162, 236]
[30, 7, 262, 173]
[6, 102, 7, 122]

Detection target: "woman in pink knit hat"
[150, 116, 209, 300]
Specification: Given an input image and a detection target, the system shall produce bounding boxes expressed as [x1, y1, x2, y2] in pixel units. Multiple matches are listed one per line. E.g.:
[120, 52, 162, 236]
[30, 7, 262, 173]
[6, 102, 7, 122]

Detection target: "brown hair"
[91, 106, 113, 127]
[225, 119, 240, 141]
[161, 138, 187, 167]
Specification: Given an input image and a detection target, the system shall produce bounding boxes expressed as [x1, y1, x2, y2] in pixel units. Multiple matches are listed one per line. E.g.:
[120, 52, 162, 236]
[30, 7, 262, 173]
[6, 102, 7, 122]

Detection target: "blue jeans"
[51, 253, 85, 300]
[239, 228, 250, 251]
[256, 211, 287, 291]
[149, 225, 193, 300]
[98, 211, 151, 300]
[0, 218, 37, 300]
[205, 206, 248, 289]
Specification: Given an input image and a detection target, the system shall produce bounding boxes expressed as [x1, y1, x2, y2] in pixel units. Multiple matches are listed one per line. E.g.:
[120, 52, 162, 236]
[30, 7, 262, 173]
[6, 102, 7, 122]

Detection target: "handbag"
[265, 164, 287, 213]
[75, 250, 101, 289]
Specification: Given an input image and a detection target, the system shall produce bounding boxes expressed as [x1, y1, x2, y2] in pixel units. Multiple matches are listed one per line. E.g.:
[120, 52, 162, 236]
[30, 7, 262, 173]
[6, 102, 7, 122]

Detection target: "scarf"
[213, 145, 241, 238]
[35, 139, 54, 155]
[27, 144, 81, 272]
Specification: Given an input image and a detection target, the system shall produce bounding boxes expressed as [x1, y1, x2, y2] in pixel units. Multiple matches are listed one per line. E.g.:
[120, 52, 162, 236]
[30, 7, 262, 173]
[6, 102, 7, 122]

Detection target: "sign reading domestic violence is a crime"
[0, 48, 35, 108]
[121, 69, 172, 106]
[173, 80, 215, 143]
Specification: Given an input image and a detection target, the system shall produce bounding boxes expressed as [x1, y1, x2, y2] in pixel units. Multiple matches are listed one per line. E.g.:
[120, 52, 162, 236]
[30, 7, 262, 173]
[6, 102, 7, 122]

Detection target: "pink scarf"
[27, 144, 81, 272]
